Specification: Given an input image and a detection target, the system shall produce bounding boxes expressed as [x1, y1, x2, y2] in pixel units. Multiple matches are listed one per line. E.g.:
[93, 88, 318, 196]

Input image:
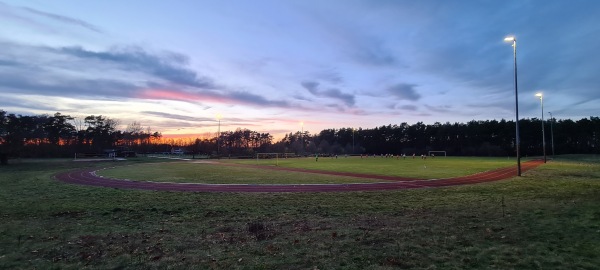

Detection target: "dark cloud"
[314, 68, 343, 84]
[387, 83, 421, 101]
[301, 80, 355, 106]
[301, 81, 319, 95]
[550, 97, 600, 117]
[353, 38, 397, 66]
[0, 59, 27, 67]
[20, 6, 102, 33]
[0, 40, 313, 111]
[0, 41, 220, 100]
[141, 111, 214, 122]
[228, 91, 292, 107]
[139, 84, 298, 110]
[57, 46, 216, 89]
[425, 105, 452, 113]
[322, 88, 355, 106]
[399, 105, 418, 111]
[0, 96, 57, 111]
[0, 71, 137, 99]
[292, 94, 313, 102]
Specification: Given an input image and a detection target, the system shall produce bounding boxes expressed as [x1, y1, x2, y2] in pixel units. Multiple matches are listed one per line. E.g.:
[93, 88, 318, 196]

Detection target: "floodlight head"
[504, 36, 516, 42]
[535, 92, 543, 98]
[216, 113, 222, 120]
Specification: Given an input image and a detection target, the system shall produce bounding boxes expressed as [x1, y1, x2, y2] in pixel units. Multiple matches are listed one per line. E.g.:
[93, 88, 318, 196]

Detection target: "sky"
[1, 0, 599, 139]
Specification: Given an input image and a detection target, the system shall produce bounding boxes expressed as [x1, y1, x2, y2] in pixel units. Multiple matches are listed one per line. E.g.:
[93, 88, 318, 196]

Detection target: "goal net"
[256, 153, 282, 166]
[428, 151, 447, 157]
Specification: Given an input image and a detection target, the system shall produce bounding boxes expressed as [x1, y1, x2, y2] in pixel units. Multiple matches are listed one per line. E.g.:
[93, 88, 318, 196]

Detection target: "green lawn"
[0, 155, 599, 269]
[225, 156, 521, 178]
[99, 161, 385, 184]
[99, 156, 518, 184]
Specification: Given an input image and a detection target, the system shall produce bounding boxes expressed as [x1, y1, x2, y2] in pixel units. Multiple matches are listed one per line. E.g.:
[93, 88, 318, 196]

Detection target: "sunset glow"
[1, 1, 598, 140]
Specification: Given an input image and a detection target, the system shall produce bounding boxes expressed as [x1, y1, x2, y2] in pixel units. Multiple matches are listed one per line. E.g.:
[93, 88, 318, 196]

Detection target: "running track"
[54, 160, 543, 193]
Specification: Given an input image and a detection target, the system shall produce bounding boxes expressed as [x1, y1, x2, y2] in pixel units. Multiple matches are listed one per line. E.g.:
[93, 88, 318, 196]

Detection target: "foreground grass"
[0, 155, 599, 269]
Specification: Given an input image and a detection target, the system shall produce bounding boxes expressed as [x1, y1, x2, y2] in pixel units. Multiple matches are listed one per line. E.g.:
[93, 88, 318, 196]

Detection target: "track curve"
[54, 160, 543, 193]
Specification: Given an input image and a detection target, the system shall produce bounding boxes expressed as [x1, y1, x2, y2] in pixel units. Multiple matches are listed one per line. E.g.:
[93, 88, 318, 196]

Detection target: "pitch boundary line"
[54, 160, 544, 193]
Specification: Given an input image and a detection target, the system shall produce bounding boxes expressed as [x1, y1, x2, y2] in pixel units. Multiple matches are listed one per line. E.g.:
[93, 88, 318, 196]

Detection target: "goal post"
[428, 151, 447, 157]
[256, 153, 282, 166]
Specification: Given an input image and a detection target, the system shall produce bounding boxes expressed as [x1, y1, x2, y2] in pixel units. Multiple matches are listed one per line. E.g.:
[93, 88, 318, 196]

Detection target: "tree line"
[1, 109, 599, 164]
[0, 110, 162, 163]
[301, 118, 599, 157]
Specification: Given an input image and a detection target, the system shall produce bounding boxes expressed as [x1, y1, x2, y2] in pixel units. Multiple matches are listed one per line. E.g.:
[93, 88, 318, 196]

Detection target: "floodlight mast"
[352, 128, 355, 154]
[549, 112, 555, 157]
[504, 36, 521, 176]
[536, 93, 546, 163]
[300, 121, 304, 155]
[216, 114, 222, 157]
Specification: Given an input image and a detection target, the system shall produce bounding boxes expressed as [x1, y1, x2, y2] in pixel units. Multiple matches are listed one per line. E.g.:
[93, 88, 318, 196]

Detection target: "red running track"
[54, 160, 543, 193]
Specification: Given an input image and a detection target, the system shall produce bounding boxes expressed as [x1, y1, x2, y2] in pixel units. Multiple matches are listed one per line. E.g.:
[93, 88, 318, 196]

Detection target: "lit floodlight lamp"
[504, 35, 521, 176]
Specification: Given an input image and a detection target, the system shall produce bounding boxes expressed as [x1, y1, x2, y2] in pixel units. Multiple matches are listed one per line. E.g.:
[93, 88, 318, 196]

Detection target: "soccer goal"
[428, 151, 447, 157]
[256, 153, 282, 166]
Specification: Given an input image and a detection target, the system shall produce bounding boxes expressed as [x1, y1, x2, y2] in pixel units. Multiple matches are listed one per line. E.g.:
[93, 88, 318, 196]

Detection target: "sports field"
[68, 156, 540, 192]
[98, 156, 521, 184]
[227, 156, 519, 179]
[1, 155, 599, 269]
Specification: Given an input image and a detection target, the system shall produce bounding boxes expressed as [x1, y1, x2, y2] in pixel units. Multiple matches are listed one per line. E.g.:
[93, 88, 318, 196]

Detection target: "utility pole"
[549, 112, 555, 157]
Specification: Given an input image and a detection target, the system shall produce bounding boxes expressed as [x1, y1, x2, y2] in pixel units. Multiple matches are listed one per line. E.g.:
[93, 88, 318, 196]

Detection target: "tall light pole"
[300, 121, 304, 155]
[216, 114, 222, 157]
[505, 36, 521, 176]
[352, 128, 355, 154]
[549, 112, 555, 157]
[535, 93, 546, 163]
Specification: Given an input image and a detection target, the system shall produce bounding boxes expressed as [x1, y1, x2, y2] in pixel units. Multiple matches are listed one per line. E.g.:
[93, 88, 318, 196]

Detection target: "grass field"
[99, 156, 522, 184]
[99, 161, 385, 184]
[1, 155, 599, 269]
[227, 156, 521, 179]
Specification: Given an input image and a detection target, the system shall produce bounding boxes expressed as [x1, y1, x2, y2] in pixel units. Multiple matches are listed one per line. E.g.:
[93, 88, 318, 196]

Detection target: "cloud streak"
[352, 38, 398, 66]
[387, 84, 421, 101]
[0, 71, 137, 99]
[57, 46, 215, 89]
[0, 40, 301, 111]
[301, 81, 355, 106]
[138, 88, 294, 109]
[141, 111, 214, 122]
[21, 6, 103, 33]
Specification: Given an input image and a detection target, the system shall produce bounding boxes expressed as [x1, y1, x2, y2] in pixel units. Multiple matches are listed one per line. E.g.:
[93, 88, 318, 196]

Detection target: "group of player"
[359, 153, 434, 159]
[315, 153, 434, 161]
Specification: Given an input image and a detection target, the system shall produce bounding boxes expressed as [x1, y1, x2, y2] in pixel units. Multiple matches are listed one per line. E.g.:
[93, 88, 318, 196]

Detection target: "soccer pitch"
[225, 156, 520, 179]
[98, 156, 521, 184]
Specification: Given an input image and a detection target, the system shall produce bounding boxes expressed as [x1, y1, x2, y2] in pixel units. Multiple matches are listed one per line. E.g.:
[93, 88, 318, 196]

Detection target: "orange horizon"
[160, 133, 210, 140]
[160, 132, 285, 142]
